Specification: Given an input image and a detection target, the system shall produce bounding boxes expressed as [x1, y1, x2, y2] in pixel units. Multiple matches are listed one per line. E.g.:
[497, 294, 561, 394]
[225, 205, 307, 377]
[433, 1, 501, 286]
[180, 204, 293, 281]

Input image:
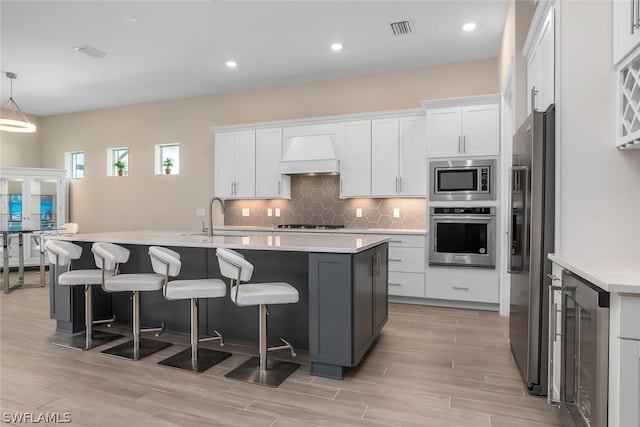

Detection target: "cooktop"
[276, 224, 345, 230]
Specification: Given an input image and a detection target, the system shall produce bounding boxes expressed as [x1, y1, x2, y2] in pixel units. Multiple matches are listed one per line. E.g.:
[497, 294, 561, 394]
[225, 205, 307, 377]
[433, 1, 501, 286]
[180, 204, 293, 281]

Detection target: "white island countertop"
[54, 230, 390, 254]
[549, 253, 640, 294]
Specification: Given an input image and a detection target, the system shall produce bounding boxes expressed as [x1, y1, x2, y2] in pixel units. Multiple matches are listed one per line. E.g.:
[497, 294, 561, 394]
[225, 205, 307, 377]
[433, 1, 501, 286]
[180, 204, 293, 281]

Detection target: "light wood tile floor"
[0, 271, 566, 426]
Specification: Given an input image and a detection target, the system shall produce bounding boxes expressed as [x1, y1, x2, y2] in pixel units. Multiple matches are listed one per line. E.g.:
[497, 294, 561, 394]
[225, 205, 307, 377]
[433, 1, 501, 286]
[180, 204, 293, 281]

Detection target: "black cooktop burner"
[276, 224, 345, 230]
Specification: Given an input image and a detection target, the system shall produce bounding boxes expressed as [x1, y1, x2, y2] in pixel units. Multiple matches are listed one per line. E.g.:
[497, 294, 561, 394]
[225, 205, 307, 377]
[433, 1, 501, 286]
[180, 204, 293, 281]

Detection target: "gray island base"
[50, 231, 389, 379]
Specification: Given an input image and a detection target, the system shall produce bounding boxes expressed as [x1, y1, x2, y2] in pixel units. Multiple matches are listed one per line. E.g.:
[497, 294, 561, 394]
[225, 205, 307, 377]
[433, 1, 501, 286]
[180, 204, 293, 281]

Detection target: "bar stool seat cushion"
[104, 273, 164, 292]
[58, 269, 114, 286]
[232, 282, 299, 306]
[164, 279, 226, 300]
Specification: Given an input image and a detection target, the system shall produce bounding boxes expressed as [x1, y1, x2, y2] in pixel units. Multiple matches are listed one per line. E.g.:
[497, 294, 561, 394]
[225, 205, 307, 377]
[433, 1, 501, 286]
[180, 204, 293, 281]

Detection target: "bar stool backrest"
[45, 240, 82, 268]
[91, 242, 130, 272]
[148, 246, 181, 277]
[216, 248, 254, 283]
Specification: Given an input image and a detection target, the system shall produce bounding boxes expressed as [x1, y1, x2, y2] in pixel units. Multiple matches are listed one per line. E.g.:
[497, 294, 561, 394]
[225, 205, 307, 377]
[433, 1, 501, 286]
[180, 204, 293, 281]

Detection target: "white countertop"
[211, 226, 427, 235]
[549, 253, 640, 294]
[54, 230, 390, 254]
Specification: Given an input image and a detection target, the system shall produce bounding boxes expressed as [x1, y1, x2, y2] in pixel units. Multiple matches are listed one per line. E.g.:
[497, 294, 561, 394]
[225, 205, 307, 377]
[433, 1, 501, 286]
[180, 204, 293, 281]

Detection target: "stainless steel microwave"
[429, 159, 496, 201]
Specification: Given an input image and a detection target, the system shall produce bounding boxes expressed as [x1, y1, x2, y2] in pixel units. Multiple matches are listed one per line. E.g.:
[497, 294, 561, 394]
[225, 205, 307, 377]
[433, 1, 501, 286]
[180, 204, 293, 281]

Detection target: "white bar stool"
[148, 246, 231, 373]
[92, 242, 172, 360]
[216, 247, 299, 387]
[46, 240, 123, 350]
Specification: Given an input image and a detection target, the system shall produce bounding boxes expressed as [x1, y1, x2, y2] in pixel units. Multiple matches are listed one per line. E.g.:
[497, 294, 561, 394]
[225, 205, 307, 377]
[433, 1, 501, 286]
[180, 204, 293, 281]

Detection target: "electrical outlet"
[356, 208, 363, 218]
[275, 208, 281, 217]
[267, 208, 273, 217]
[242, 208, 250, 217]
[196, 208, 205, 216]
[393, 208, 400, 218]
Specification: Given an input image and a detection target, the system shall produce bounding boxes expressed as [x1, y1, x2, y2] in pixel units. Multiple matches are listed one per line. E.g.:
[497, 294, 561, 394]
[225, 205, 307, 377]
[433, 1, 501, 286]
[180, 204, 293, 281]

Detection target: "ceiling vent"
[73, 45, 109, 59]
[390, 20, 412, 35]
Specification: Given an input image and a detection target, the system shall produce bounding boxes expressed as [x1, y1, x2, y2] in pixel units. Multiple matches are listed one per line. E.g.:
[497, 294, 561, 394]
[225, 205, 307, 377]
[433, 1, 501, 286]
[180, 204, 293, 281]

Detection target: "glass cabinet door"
[0, 178, 25, 230]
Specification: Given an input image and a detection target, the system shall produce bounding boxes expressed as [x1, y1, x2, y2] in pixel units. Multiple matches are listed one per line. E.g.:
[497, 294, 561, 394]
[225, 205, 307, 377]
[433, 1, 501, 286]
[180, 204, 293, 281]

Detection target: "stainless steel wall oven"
[428, 206, 496, 268]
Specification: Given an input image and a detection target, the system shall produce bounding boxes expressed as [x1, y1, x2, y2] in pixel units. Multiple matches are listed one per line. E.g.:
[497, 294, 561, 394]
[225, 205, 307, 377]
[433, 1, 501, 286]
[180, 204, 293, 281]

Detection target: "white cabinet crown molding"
[211, 107, 425, 133]
[421, 94, 501, 110]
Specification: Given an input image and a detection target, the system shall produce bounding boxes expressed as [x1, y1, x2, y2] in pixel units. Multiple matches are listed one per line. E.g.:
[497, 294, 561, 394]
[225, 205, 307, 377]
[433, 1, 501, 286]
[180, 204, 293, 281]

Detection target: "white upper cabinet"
[340, 120, 371, 198]
[371, 115, 427, 197]
[424, 96, 500, 158]
[256, 128, 290, 199]
[614, 0, 640, 65]
[214, 130, 256, 199]
[526, 4, 555, 114]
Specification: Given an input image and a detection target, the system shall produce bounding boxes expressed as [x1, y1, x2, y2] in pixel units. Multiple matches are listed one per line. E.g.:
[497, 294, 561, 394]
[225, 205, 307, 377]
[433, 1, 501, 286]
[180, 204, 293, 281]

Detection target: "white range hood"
[280, 134, 340, 175]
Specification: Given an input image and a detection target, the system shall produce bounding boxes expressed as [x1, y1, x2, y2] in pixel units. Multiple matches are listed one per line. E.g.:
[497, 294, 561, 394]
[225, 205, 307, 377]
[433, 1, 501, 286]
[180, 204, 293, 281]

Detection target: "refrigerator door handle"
[508, 166, 530, 273]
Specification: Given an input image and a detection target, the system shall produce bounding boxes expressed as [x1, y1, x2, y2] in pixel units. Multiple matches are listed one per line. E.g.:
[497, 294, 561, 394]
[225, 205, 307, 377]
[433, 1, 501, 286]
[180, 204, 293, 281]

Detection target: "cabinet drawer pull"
[390, 240, 403, 243]
[389, 258, 402, 262]
[389, 283, 402, 286]
[452, 286, 470, 291]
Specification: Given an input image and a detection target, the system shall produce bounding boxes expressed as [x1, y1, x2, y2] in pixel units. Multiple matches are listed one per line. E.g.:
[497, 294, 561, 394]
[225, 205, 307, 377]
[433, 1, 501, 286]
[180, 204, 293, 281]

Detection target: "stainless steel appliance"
[509, 104, 555, 395]
[429, 206, 496, 268]
[549, 271, 610, 427]
[429, 159, 495, 201]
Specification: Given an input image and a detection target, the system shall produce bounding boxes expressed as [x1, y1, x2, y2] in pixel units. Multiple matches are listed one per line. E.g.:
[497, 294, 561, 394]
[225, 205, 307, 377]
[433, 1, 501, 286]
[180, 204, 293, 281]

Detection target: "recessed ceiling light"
[121, 15, 137, 23]
[225, 60, 237, 68]
[331, 42, 343, 51]
[462, 22, 477, 32]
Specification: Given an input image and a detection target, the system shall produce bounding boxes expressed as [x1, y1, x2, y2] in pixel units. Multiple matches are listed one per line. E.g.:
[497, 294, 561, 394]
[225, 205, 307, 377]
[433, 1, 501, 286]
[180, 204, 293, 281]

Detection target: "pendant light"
[0, 72, 36, 133]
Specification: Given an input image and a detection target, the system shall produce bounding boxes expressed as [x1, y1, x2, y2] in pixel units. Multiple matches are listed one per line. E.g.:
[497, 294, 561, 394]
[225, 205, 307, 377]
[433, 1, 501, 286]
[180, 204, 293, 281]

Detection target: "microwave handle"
[507, 166, 530, 274]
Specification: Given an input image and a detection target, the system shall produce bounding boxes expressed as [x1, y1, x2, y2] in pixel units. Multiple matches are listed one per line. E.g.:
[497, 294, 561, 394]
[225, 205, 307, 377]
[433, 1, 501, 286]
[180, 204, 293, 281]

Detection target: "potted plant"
[114, 160, 126, 176]
[163, 157, 174, 175]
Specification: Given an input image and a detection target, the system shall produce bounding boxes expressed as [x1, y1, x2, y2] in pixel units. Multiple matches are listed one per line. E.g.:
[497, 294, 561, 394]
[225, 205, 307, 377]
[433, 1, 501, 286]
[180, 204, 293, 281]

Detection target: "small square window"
[156, 144, 179, 175]
[108, 147, 129, 176]
[66, 151, 85, 179]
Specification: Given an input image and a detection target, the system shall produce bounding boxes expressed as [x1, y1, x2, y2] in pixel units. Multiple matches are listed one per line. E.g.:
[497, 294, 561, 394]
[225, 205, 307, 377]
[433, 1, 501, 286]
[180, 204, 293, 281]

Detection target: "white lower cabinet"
[425, 267, 499, 304]
[610, 293, 640, 427]
[386, 234, 426, 298]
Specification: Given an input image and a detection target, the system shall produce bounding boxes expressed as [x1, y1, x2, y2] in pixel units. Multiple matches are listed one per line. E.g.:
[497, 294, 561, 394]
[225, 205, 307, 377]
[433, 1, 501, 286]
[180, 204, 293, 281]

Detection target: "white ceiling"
[0, 0, 509, 117]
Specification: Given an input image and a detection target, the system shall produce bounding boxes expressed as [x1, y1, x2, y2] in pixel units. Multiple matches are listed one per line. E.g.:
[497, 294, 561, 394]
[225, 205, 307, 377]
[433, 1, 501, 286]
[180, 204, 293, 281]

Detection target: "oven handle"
[507, 166, 530, 274]
[431, 215, 494, 222]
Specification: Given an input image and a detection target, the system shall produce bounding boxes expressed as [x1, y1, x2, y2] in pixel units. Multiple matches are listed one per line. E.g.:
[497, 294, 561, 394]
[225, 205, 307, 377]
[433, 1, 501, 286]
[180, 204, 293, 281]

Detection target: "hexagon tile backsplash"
[225, 175, 426, 229]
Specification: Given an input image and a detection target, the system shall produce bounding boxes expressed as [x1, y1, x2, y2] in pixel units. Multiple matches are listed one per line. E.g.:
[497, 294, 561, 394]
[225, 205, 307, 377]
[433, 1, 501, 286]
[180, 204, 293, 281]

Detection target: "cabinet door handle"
[462, 135, 466, 153]
[389, 283, 402, 286]
[452, 286, 470, 291]
[632, 0, 635, 34]
[278, 180, 281, 195]
[395, 177, 398, 193]
[458, 135, 462, 153]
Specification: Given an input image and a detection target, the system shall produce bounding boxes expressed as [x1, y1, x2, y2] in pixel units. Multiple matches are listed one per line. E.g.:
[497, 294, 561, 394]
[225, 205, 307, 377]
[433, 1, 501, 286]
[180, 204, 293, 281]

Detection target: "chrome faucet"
[208, 197, 225, 237]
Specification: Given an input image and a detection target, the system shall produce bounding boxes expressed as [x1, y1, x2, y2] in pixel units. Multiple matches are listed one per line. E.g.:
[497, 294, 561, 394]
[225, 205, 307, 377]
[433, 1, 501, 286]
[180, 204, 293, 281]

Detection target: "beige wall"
[0, 111, 41, 168]
[36, 59, 499, 232]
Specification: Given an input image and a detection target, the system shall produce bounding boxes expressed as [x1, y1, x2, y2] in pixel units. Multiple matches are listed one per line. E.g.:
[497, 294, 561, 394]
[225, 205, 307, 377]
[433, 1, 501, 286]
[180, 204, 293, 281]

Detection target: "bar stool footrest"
[52, 330, 123, 351]
[224, 356, 299, 387]
[101, 338, 172, 360]
[158, 348, 231, 373]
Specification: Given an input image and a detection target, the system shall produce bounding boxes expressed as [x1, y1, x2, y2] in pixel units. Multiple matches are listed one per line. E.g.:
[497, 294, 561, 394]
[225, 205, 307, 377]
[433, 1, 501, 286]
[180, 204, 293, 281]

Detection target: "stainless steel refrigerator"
[509, 104, 555, 396]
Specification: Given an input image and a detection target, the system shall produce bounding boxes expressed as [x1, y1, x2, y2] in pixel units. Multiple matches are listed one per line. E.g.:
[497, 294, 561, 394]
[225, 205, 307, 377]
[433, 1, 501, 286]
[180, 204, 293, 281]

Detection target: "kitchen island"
[51, 231, 390, 379]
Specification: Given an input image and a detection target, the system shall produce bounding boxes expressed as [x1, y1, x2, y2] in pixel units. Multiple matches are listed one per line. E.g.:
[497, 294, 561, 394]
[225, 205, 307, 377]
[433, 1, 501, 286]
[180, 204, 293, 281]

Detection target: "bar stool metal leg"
[158, 298, 230, 372]
[52, 284, 123, 351]
[225, 304, 299, 387]
[101, 291, 172, 360]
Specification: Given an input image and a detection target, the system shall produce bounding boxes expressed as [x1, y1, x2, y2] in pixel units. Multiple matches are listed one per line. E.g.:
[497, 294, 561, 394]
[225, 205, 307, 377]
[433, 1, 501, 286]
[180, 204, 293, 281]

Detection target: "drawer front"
[388, 247, 425, 273]
[425, 269, 498, 303]
[619, 295, 640, 340]
[387, 234, 426, 248]
[388, 272, 425, 298]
